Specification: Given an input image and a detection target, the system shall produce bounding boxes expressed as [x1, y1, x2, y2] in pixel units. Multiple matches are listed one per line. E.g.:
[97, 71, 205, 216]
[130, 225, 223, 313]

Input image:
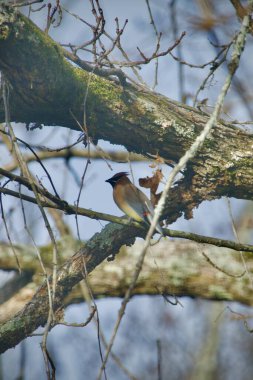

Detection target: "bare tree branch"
[1, 240, 252, 323]
[0, 4, 252, 212]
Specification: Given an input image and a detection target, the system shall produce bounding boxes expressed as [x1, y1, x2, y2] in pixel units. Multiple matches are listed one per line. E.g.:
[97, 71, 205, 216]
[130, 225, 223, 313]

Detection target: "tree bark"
[0, 4, 253, 354]
[0, 236, 253, 352]
[0, 223, 140, 353]
[0, 4, 252, 214]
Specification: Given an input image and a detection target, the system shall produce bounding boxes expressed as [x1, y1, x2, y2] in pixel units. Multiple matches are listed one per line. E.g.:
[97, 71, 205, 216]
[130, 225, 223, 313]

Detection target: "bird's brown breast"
[113, 179, 144, 222]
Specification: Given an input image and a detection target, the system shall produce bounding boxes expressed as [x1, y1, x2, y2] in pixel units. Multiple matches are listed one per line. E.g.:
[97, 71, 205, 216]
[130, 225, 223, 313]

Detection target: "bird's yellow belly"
[121, 203, 143, 222]
[114, 196, 143, 222]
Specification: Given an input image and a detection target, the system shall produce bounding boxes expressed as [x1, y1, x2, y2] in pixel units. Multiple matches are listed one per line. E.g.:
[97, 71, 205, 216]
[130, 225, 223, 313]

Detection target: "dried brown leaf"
[139, 169, 163, 206]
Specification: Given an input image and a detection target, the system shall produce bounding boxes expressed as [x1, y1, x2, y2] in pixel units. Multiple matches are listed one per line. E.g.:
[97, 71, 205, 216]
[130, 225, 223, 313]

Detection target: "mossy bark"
[0, 5, 253, 354]
[0, 223, 139, 353]
[1, 236, 253, 350]
[0, 5, 253, 210]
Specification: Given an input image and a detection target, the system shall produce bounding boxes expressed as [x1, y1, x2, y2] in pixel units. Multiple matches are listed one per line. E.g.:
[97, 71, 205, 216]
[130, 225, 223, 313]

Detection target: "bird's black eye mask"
[105, 172, 129, 186]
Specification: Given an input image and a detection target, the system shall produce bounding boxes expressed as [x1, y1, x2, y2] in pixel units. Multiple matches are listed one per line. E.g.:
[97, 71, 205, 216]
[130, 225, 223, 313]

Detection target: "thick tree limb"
[0, 239, 252, 323]
[0, 271, 33, 304]
[0, 5, 253, 211]
[0, 4, 253, 355]
[0, 223, 141, 353]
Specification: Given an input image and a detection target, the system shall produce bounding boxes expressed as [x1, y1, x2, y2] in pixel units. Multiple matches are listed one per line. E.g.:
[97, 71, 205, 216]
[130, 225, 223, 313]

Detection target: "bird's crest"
[110, 172, 129, 180]
[105, 172, 129, 186]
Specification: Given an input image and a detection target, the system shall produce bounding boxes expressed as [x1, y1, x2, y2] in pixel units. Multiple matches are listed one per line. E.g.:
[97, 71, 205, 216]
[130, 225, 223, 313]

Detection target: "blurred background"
[1, 0, 253, 379]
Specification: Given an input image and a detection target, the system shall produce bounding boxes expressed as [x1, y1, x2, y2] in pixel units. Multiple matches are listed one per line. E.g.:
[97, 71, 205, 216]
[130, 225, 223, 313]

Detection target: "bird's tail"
[145, 213, 164, 235]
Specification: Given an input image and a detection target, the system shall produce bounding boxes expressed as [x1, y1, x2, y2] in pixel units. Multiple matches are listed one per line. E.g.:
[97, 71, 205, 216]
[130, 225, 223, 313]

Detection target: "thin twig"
[71, 68, 94, 240]
[0, 191, 21, 272]
[2, 77, 59, 379]
[1, 184, 253, 254]
[145, 0, 159, 89]
[202, 251, 246, 277]
[12, 0, 43, 7]
[156, 340, 162, 380]
[57, 306, 96, 327]
[226, 198, 253, 286]
[193, 42, 232, 106]
[169, 0, 185, 102]
[15, 136, 60, 199]
[96, 6, 252, 377]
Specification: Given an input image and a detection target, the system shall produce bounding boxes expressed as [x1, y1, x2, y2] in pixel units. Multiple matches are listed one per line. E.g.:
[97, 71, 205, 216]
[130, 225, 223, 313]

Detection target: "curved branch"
[0, 223, 140, 353]
[0, 5, 252, 207]
[1, 181, 253, 253]
[1, 240, 252, 324]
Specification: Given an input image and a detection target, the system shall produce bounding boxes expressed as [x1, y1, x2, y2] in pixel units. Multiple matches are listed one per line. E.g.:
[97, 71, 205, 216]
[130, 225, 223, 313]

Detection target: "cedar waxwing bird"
[106, 172, 163, 234]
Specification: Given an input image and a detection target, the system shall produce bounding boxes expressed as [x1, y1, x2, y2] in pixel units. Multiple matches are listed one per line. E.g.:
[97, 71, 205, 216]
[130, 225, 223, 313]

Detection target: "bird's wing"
[117, 184, 163, 234]
[122, 185, 154, 222]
